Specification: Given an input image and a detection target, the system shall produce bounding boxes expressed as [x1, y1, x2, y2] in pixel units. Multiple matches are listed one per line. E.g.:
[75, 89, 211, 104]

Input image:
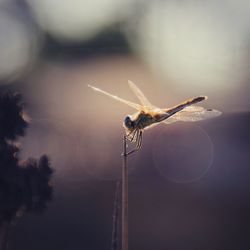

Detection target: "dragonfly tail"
[165, 96, 207, 117]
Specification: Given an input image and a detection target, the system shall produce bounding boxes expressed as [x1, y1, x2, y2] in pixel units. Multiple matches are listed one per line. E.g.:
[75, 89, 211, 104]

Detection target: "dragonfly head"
[123, 115, 135, 130]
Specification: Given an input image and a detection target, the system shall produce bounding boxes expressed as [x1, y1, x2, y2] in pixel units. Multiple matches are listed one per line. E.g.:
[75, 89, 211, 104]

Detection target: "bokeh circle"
[153, 123, 214, 183]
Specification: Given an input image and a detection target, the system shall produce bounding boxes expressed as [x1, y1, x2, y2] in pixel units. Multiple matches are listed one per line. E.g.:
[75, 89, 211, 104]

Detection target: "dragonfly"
[88, 81, 221, 155]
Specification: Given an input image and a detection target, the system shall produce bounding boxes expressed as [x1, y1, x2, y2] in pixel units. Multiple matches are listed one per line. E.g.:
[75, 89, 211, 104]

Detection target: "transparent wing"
[128, 80, 154, 108]
[88, 84, 142, 110]
[144, 123, 161, 130]
[163, 106, 222, 124]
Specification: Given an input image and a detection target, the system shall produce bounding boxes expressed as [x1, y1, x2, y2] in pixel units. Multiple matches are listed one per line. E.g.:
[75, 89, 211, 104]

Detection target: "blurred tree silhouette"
[0, 91, 53, 249]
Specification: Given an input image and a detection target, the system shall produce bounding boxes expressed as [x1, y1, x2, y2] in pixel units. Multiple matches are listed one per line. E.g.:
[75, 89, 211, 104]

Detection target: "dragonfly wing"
[128, 80, 154, 108]
[163, 106, 222, 124]
[162, 117, 178, 125]
[88, 84, 142, 110]
[144, 122, 161, 130]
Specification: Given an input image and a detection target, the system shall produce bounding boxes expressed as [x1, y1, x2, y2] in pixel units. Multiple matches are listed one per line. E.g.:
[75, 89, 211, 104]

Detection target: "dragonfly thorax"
[123, 112, 157, 132]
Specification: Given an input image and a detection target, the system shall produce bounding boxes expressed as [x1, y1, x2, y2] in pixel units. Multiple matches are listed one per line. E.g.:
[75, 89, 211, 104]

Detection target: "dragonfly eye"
[124, 115, 134, 129]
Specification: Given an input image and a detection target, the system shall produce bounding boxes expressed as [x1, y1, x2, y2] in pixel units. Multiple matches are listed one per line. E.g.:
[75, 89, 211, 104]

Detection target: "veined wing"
[163, 106, 222, 124]
[128, 80, 154, 108]
[88, 84, 142, 110]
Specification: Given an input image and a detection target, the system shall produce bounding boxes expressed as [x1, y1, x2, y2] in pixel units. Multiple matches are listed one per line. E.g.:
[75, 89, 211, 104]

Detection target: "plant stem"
[122, 135, 128, 250]
[111, 180, 120, 250]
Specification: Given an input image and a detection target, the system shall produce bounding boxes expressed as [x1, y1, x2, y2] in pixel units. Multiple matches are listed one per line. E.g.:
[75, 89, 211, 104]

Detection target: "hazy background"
[0, 0, 250, 249]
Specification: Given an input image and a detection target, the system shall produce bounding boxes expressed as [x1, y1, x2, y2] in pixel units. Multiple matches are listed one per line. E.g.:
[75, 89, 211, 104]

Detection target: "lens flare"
[153, 123, 214, 183]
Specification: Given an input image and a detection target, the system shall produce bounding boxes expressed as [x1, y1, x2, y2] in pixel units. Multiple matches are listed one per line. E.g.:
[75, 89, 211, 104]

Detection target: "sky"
[0, 0, 250, 250]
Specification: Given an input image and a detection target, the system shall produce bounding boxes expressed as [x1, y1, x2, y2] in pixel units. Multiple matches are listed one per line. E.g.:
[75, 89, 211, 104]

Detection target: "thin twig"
[122, 135, 129, 250]
[111, 134, 137, 250]
[111, 180, 120, 250]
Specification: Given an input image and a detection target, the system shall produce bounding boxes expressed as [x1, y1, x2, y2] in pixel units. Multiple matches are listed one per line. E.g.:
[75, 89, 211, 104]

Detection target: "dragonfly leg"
[130, 129, 138, 143]
[137, 130, 143, 149]
[134, 129, 141, 146]
[126, 128, 138, 143]
[127, 129, 135, 137]
[125, 130, 143, 156]
[122, 130, 136, 156]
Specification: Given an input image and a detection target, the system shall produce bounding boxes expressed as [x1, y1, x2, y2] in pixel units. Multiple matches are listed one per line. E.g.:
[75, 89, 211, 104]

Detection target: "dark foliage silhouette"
[0, 92, 28, 140]
[0, 91, 53, 249]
